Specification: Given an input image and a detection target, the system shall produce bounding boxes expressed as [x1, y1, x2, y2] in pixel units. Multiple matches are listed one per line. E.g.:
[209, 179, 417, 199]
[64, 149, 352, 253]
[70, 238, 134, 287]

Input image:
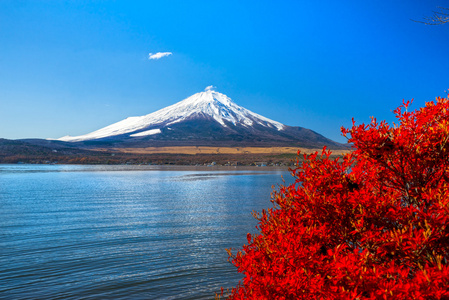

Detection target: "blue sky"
[1, 0, 448, 143]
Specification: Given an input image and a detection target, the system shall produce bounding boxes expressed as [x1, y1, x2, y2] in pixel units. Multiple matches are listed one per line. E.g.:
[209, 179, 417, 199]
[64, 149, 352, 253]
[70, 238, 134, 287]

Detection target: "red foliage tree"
[224, 96, 449, 299]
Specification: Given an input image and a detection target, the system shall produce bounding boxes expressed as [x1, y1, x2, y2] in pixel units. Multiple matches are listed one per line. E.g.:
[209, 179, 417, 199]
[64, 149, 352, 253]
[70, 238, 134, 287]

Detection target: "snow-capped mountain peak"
[58, 87, 285, 142]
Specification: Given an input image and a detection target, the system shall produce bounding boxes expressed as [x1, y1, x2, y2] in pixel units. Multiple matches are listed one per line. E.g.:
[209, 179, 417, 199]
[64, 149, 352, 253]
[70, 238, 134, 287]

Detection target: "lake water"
[0, 164, 292, 299]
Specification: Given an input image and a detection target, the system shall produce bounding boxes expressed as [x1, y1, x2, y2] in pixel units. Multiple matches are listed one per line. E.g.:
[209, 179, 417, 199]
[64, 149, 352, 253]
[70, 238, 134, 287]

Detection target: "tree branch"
[412, 6, 449, 25]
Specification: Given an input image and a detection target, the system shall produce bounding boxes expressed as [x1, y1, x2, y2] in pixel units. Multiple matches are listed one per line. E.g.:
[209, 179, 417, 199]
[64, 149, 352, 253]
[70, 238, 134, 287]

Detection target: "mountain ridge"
[55, 87, 347, 150]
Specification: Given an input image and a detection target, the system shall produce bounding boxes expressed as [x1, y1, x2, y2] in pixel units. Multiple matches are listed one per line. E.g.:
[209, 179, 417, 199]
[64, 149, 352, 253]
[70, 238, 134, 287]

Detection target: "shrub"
[224, 96, 449, 299]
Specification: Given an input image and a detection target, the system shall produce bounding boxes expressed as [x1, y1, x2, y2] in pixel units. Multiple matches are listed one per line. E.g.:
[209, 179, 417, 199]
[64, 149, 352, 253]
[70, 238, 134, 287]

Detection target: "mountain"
[57, 86, 346, 149]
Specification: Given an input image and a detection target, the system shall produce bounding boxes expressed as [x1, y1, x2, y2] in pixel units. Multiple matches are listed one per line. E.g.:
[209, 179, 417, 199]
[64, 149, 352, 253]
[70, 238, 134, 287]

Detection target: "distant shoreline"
[1, 139, 349, 166]
[1, 151, 347, 166]
[0, 163, 292, 172]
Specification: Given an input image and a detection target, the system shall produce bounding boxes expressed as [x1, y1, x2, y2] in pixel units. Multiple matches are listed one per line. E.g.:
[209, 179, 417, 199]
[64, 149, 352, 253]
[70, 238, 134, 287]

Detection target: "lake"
[0, 164, 293, 299]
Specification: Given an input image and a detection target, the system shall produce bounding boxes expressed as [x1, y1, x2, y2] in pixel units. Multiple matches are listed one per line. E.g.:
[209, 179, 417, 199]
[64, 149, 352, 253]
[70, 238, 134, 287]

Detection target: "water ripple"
[0, 165, 291, 299]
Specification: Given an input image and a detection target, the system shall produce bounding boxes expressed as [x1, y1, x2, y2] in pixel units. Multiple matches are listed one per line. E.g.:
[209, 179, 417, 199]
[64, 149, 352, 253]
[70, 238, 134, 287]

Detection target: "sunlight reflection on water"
[0, 164, 292, 299]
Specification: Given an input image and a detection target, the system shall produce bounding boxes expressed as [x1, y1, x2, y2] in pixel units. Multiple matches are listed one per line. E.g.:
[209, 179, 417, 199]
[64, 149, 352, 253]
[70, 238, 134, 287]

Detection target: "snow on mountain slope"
[58, 86, 285, 142]
[129, 128, 161, 137]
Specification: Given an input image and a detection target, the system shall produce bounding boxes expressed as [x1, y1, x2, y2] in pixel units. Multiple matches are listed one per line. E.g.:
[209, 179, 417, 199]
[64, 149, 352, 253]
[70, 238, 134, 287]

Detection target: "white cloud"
[148, 52, 172, 60]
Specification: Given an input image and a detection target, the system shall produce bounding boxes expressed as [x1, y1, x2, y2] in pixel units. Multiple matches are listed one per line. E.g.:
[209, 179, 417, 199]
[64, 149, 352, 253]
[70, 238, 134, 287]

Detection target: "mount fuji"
[56, 86, 345, 149]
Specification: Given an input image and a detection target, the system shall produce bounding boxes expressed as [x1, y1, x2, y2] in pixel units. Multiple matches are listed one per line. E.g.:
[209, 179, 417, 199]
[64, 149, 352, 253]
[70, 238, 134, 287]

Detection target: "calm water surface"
[0, 164, 292, 299]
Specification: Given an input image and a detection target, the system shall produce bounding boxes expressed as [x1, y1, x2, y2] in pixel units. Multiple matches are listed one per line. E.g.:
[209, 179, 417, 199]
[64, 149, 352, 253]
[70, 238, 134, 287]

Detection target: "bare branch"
[412, 6, 449, 25]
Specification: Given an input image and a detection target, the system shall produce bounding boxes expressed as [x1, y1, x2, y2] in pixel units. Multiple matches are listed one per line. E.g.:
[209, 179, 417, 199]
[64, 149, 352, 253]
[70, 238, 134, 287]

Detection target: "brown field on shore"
[103, 146, 350, 156]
